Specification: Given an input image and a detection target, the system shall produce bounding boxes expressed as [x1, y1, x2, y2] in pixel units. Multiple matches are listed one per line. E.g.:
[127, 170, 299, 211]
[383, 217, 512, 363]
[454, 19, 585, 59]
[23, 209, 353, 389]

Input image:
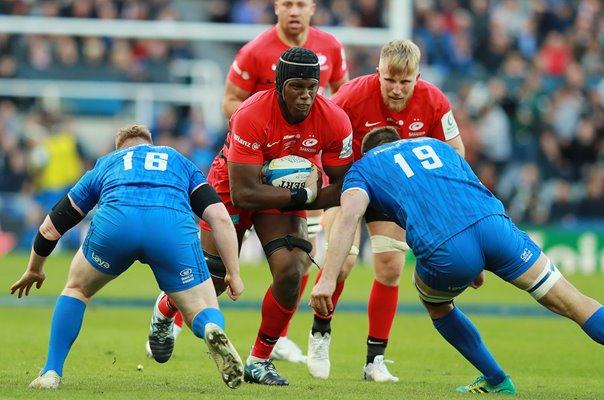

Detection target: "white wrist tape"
[304, 187, 314, 204]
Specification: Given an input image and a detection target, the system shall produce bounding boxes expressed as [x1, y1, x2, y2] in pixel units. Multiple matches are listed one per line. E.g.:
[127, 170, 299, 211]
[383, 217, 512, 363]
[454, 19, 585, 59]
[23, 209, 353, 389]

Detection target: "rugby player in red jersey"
[149, 47, 352, 386]
[306, 39, 466, 382]
[147, 0, 349, 362]
[223, 1, 350, 362]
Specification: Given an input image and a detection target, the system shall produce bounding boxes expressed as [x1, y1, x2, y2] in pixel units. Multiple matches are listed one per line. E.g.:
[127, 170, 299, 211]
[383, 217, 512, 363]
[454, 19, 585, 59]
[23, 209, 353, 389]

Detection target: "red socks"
[158, 295, 184, 328]
[367, 280, 399, 340]
[252, 287, 296, 359]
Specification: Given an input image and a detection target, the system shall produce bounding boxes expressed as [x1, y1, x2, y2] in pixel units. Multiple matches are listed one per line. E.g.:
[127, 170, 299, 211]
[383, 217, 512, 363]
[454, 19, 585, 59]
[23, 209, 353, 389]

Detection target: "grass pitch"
[1, 252, 603, 399]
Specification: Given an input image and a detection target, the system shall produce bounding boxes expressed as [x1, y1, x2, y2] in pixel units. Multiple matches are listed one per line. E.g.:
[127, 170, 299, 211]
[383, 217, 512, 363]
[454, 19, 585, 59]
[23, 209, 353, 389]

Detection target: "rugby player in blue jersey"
[10, 124, 245, 390]
[310, 127, 604, 394]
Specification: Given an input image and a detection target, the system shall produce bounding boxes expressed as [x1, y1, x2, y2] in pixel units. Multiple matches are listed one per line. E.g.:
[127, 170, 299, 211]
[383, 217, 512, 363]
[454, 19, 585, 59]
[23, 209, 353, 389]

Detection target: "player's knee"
[525, 258, 562, 301]
[414, 275, 457, 309]
[422, 300, 454, 320]
[273, 268, 303, 300]
[204, 251, 227, 296]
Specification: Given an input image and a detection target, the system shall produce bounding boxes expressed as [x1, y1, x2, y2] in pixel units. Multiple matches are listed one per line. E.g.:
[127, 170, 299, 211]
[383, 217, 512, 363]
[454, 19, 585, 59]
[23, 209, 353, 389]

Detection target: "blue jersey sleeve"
[183, 157, 207, 194]
[68, 159, 103, 214]
[342, 166, 371, 201]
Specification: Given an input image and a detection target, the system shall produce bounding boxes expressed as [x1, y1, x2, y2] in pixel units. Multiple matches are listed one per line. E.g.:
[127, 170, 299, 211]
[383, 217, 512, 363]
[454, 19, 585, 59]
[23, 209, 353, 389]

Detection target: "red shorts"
[199, 191, 307, 232]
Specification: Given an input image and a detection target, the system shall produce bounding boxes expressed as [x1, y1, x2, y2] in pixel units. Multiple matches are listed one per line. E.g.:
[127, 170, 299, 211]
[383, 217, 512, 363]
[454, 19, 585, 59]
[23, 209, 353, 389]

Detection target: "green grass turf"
[1, 251, 603, 399]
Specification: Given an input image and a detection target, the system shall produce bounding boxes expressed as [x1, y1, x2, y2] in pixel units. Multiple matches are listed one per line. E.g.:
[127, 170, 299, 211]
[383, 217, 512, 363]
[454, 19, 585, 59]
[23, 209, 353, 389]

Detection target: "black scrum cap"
[276, 47, 320, 94]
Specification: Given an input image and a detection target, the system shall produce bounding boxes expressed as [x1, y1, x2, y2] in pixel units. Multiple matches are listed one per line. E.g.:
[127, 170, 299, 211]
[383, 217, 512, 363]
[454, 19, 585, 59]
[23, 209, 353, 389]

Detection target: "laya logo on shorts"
[521, 248, 533, 262]
[180, 268, 194, 284]
[91, 251, 110, 269]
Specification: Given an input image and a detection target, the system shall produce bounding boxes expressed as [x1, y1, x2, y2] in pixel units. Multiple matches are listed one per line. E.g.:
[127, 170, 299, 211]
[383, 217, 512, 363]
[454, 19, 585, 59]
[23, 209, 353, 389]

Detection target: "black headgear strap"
[276, 47, 320, 94]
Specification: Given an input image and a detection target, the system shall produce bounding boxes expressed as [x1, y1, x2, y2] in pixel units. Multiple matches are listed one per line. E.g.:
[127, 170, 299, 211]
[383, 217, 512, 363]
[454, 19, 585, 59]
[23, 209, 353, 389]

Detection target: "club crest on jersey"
[408, 121, 424, 131]
[302, 138, 318, 147]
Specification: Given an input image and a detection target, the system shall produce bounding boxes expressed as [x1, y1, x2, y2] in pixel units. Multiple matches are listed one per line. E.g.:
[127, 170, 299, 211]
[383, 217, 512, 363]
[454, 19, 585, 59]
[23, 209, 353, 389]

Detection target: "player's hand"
[224, 273, 244, 301]
[309, 278, 336, 316]
[470, 271, 485, 289]
[304, 164, 321, 203]
[10, 269, 46, 298]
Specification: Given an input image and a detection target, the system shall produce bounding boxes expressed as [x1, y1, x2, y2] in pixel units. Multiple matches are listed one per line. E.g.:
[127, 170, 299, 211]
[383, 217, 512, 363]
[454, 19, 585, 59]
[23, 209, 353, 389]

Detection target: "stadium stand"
[0, 0, 603, 254]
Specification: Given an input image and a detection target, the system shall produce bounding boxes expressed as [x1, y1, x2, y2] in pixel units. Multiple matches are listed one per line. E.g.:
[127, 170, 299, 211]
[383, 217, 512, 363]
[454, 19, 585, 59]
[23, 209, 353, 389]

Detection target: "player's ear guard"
[190, 184, 222, 218]
[49, 194, 85, 235]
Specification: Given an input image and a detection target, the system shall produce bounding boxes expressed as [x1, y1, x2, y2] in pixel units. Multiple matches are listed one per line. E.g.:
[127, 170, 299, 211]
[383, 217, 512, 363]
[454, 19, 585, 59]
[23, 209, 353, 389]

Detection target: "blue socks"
[433, 307, 506, 386]
[191, 308, 225, 340]
[43, 295, 86, 376]
[582, 306, 604, 344]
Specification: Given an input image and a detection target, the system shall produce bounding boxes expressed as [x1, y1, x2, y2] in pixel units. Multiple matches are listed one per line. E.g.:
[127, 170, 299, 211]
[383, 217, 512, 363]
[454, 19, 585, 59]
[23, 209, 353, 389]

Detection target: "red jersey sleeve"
[226, 97, 268, 164]
[226, 43, 260, 93]
[327, 39, 348, 86]
[429, 86, 460, 141]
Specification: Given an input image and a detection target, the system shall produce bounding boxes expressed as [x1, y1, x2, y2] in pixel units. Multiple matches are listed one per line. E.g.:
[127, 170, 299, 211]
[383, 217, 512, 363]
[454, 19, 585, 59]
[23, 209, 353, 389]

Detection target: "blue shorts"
[81, 205, 209, 293]
[415, 214, 541, 293]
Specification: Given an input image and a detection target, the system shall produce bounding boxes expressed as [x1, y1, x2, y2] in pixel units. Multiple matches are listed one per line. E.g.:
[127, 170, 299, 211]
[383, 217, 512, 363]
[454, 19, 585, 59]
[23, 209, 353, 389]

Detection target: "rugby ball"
[262, 155, 313, 190]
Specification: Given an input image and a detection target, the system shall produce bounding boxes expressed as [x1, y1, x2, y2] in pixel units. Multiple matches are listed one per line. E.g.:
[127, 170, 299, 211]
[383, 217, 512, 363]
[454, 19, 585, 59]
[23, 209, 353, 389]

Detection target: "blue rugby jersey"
[342, 138, 505, 259]
[69, 144, 206, 214]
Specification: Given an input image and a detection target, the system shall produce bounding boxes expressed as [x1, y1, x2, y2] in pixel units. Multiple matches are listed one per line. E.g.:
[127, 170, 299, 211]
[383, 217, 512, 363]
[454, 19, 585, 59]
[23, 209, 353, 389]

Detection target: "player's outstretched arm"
[10, 195, 85, 298]
[202, 202, 244, 300]
[306, 163, 352, 210]
[310, 189, 368, 315]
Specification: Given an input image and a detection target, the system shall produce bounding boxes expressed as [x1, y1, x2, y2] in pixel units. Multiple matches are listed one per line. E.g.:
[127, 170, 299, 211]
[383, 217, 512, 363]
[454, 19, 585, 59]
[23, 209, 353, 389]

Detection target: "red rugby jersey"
[210, 90, 353, 194]
[227, 26, 348, 96]
[331, 74, 460, 161]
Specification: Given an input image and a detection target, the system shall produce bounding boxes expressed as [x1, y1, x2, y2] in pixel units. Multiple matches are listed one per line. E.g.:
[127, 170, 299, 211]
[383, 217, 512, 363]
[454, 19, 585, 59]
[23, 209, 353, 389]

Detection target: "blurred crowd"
[1, 0, 603, 253]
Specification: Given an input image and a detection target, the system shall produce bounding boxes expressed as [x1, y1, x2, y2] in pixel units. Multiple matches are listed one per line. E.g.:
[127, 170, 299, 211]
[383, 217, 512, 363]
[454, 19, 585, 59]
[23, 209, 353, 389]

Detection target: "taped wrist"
[33, 231, 58, 257]
[290, 188, 313, 206]
[49, 195, 84, 235]
[191, 184, 221, 218]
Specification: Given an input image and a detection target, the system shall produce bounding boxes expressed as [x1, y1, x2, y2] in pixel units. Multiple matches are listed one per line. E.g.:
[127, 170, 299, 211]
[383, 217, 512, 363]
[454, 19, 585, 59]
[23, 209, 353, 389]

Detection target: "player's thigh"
[254, 212, 308, 278]
[142, 210, 210, 293]
[80, 208, 139, 277]
[199, 193, 251, 255]
[366, 219, 407, 281]
[416, 225, 484, 292]
[478, 215, 541, 282]
[200, 225, 247, 256]
[64, 247, 117, 299]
